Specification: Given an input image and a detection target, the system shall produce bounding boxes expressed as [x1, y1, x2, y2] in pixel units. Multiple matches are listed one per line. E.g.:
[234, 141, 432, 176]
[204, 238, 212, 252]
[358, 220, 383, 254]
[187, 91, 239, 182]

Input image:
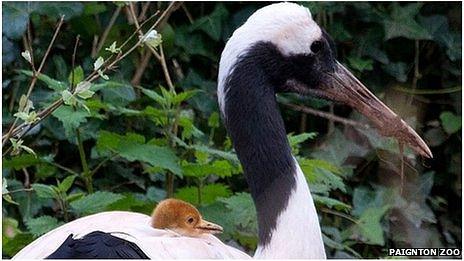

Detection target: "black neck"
[223, 43, 296, 246]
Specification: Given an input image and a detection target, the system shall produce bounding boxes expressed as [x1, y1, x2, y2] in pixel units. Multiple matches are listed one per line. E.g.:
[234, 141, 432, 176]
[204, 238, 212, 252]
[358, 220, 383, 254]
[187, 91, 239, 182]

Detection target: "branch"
[2, 16, 65, 147]
[138, 2, 151, 22]
[128, 2, 176, 90]
[131, 49, 152, 86]
[70, 35, 80, 92]
[93, 6, 122, 58]
[181, 4, 194, 24]
[283, 103, 370, 129]
[2, 10, 166, 148]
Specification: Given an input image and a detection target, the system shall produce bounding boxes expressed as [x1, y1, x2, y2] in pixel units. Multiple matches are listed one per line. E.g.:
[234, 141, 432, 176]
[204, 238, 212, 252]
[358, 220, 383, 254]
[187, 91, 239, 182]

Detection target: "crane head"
[218, 2, 432, 158]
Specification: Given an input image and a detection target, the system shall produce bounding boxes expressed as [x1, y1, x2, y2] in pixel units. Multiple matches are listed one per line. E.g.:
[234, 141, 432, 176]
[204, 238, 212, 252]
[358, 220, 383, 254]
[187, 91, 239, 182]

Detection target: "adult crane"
[13, 3, 432, 259]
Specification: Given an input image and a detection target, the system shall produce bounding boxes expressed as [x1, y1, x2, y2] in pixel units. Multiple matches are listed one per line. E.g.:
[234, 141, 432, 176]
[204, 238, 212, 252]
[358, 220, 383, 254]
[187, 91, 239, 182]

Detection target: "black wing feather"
[46, 231, 149, 259]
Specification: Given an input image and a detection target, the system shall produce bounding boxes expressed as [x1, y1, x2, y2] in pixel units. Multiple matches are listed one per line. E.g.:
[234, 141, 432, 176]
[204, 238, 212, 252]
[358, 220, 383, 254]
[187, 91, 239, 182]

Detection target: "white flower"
[141, 29, 162, 49]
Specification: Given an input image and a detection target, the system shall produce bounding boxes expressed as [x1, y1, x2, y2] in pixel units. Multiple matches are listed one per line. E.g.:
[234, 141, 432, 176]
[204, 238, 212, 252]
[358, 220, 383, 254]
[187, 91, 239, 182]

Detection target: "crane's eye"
[310, 40, 323, 53]
[187, 217, 195, 224]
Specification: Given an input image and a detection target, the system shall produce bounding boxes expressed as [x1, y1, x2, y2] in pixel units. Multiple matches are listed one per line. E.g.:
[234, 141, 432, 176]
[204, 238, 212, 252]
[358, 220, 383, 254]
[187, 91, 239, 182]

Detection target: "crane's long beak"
[317, 61, 432, 158]
[195, 219, 223, 234]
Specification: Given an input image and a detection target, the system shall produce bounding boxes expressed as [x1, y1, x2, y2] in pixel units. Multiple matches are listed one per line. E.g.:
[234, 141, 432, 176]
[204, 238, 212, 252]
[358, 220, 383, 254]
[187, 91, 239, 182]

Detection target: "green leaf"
[2, 232, 34, 257]
[106, 193, 149, 212]
[33, 2, 83, 20]
[190, 4, 229, 41]
[52, 106, 89, 137]
[311, 128, 368, 167]
[77, 89, 95, 99]
[219, 193, 257, 233]
[175, 184, 231, 206]
[174, 27, 215, 58]
[347, 56, 373, 72]
[208, 112, 220, 128]
[70, 191, 123, 215]
[383, 3, 431, 40]
[97, 82, 136, 107]
[3, 217, 21, 240]
[313, 194, 351, 212]
[31, 183, 59, 199]
[352, 206, 390, 246]
[83, 2, 107, 15]
[146, 186, 167, 202]
[96, 131, 181, 175]
[440, 111, 461, 134]
[18, 70, 67, 91]
[68, 66, 84, 87]
[58, 175, 76, 193]
[3, 154, 45, 170]
[300, 158, 345, 195]
[288, 132, 317, 147]
[66, 192, 84, 202]
[182, 160, 239, 178]
[2, 178, 19, 205]
[26, 216, 63, 237]
[191, 145, 239, 164]
[62, 90, 76, 106]
[172, 90, 200, 105]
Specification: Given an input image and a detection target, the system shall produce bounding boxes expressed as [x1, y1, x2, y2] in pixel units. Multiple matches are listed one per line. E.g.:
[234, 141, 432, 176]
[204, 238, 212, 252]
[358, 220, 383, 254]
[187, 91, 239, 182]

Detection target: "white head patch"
[217, 3, 322, 114]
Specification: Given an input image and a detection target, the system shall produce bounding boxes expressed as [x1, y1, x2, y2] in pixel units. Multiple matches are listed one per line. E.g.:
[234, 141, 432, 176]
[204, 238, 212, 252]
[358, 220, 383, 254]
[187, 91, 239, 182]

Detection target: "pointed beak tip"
[196, 220, 223, 234]
[323, 62, 433, 159]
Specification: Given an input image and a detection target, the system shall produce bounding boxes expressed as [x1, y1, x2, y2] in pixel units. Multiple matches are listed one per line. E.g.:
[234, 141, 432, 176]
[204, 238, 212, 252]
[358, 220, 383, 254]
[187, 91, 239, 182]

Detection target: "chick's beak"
[195, 219, 223, 234]
[316, 61, 432, 158]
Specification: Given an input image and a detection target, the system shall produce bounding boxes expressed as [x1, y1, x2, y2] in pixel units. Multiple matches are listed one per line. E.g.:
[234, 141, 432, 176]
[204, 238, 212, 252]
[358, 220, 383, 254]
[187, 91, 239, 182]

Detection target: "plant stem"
[283, 102, 370, 129]
[320, 207, 358, 223]
[3, 188, 33, 195]
[197, 178, 203, 205]
[93, 6, 122, 58]
[76, 128, 92, 193]
[49, 161, 80, 176]
[90, 152, 118, 177]
[61, 197, 69, 222]
[393, 86, 461, 95]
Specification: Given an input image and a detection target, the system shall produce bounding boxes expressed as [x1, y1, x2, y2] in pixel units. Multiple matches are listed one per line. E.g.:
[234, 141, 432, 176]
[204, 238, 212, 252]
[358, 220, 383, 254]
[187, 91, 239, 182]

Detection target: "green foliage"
[26, 216, 63, 237]
[96, 131, 181, 175]
[70, 191, 124, 216]
[2, 2, 461, 258]
[440, 111, 461, 134]
[175, 184, 232, 205]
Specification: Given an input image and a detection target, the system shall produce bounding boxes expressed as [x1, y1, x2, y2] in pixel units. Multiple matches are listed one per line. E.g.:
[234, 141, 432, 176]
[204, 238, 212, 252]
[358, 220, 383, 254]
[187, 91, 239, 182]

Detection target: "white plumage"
[13, 211, 251, 259]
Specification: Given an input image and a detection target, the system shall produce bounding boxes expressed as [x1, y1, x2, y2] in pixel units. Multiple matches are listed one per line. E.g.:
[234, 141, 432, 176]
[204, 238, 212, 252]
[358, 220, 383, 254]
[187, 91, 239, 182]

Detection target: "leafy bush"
[2, 2, 461, 258]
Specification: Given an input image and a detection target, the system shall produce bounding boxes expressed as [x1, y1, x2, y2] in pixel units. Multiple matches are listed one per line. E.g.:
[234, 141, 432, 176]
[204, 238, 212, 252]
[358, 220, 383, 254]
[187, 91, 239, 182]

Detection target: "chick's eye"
[310, 40, 323, 53]
[187, 217, 195, 224]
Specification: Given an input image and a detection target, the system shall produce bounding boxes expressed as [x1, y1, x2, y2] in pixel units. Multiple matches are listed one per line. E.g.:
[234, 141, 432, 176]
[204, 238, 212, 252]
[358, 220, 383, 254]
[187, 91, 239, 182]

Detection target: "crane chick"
[151, 198, 223, 237]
